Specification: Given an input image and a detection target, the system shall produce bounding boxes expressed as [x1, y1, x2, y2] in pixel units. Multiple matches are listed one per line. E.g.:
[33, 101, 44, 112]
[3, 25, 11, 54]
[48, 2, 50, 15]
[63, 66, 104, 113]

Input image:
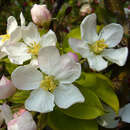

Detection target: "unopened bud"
[31, 4, 51, 27]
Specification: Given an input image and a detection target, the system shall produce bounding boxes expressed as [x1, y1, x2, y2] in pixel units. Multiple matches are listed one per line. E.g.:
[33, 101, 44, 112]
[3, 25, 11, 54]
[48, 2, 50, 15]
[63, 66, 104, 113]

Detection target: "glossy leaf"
[48, 109, 98, 130]
[61, 89, 104, 119]
[76, 73, 119, 113]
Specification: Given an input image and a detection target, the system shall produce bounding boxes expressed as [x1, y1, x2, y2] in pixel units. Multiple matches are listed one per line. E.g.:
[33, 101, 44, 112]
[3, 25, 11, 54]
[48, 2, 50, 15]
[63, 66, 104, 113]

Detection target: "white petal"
[0, 75, 16, 99]
[40, 30, 57, 47]
[20, 12, 25, 26]
[99, 23, 123, 47]
[10, 27, 22, 43]
[0, 104, 13, 124]
[2, 42, 31, 65]
[0, 52, 6, 59]
[102, 47, 128, 66]
[11, 65, 43, 90]
[25, 88, 55, 113]
[97, 105, 119, 128]
[22, 22, 40, 46]
[53, 54, 81, 84]
[38, 46, 60, 75]
[0, 39, 5, 48]
[54, 84, 85, 109]
[7, 16, 18, 34]
[8, 111, 37, 130]
[30, 58, 39, 68]
[87, 53, 108, 71]
[119, 104, 130, 123]
[80, 13, 98, 43]
[69, 38, 90, 58]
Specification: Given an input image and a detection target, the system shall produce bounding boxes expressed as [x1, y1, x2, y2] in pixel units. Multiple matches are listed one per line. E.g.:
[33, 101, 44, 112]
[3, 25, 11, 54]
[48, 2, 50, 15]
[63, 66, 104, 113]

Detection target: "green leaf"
[37, 114, 47, 130]
[63, 27, 81, 51]
[0, 58, 18, 74]
[76, 73, 119, 113]
[48, 109, 98, 130]
[9, 90, 30, 104]
[61, 89, 104, 120]
[62, 27, 82, 60]
[6, 63, 18, 74]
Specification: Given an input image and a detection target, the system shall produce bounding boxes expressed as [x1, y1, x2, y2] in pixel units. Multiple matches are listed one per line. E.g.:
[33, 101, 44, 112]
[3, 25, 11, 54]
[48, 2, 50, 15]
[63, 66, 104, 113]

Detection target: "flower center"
[40, 76, 59, 92]
[0, 34, 10, 43]
[90, 39, 108, 54]
[27, 42, 41, 55]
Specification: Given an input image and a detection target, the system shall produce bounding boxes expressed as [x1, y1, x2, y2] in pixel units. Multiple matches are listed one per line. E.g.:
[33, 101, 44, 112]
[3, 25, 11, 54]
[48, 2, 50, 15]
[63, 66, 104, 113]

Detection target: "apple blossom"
[0, 75, 16, 99]
[0, 14, 23, 59]
[69, 13, 128, 71]
[7, 109, 37, 130]
[31, 4, 51, 27]
[11, 46, 84, 113]
[2, 22, 57, 65]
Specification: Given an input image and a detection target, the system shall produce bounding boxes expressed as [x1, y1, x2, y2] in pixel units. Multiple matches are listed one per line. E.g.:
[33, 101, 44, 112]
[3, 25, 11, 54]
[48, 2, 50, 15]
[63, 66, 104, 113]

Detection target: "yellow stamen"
[28, 42, 41, 55]
[40, 76, 59, 93]
[0, 34, 10, 43]
[90, 39, 108, 54]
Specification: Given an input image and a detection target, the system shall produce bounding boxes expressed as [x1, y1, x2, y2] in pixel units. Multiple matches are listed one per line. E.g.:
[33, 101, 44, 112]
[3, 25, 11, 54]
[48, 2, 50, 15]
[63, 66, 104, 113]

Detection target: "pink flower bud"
[31, 4, 51, 27]
[0, 75, 16, 99]
[8, 109, 37, 130]
[67, 52, 79, 62]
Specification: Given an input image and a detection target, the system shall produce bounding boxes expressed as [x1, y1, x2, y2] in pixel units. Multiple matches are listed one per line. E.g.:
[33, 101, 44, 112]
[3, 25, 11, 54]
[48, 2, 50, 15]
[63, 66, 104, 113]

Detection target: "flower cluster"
[0, 3, 129, 130]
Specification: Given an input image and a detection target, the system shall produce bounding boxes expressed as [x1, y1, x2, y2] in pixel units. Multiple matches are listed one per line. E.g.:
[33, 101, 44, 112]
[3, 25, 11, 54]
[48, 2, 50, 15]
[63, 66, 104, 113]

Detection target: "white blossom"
[2, 22, 57, 65]
[11, 46, 84, 113]
[69, 13, 128, 71]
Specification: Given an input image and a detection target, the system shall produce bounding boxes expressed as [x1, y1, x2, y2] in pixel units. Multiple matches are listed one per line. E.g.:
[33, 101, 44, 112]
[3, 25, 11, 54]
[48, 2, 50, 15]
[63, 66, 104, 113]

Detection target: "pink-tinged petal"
[0, 104, 13, 124]
[13, 109, 26, 118]
[0, 76, 16, 99]
[31, 4, 51, 26]
[67, 52, 79, 62]
[8, 111, 37, 130]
